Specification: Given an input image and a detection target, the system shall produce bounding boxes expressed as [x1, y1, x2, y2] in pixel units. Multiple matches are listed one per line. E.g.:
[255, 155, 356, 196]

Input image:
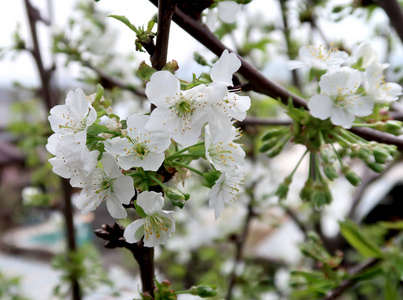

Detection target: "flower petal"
[331, 107, 355, 128]
[308, 94, 333, 120]
[210, 49, 241, 86]
[113, 176, 135, 205]
[145, 71, 180, 106]
[137, 191, 164, 215]
[217, 1, 240, 23]
[124, 219, 145, 243]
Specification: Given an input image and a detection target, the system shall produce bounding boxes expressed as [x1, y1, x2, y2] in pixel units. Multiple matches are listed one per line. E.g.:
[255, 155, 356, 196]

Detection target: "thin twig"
[226, 187, 256, 300]
[321, 257, 380, 300]
[82, 60, 146, 98]
[279, 0, 300, 88]
[239, 117, 292, 126]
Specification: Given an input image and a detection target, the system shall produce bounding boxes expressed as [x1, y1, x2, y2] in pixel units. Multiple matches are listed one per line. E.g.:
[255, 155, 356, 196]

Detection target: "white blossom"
[363, 61, 402, 103]
[124, 191, 175, 247]
[205, 125, 245, 171]
[208, 50, 251, 142]
[308, 67, 374, 128]
[48, 88, 97, 144]
[104, 114, 171, 171]
[74, 153, 134, 219]
[288, 45, 349, 70]
[348, 42, 381, 69]
[48, 135, 99, 187]
[145, 71, 218, 145]
[209, 168, 245, 219]
[217, 1, 241, 23]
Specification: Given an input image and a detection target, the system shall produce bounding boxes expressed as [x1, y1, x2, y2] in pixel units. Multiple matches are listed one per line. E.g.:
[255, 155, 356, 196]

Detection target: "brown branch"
[148, 2, 403, 151]
[378, 0, 403, 45]
[81, 60, 146, 98]
[94, 223, 155, 294]
[279, 0, 300, 88]
[238, 117, 292, 127]
[151, 0, 177, 70]
[321, 257, 380, 300]
[24, 0, 57, 110]
[226, 189, 256, 300]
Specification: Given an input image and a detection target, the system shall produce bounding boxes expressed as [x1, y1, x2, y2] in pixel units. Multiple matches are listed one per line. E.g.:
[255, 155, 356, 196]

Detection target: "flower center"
[144, 215, 172, 240]
[171, 96, 196, 118]
[59, 113, 88, 134]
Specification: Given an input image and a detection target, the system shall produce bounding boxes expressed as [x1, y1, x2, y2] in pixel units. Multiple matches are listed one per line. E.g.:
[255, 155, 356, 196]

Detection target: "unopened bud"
[366, 162, 384, 173]
[262, 128, 287, 141]
[161, 280, 172, 292]
[381, 120, 402, 136]
[342, 166, 361, 186]
[300, 178, 314, 201]
[259, 138, 279, 152]
[323, 164, 338, 181]
[165, 188, 189, 209]
[189, 285, 217, 298]
[276, 176, 292, 200]
[373, 148, 393, 164]
[267, 142, 286, 158]
[320, 144, 336, 164]
[357, 147, 372, 161]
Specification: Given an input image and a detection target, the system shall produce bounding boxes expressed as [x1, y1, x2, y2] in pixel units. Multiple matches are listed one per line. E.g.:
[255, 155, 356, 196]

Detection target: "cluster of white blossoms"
[290, 43, 402, 128]
[47, 50, 251, 246]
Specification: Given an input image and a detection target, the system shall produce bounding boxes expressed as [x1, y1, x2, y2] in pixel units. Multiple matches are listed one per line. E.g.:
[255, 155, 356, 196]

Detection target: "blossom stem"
[172, 161, 204, 176]
[329, 140, 345, 168]
[329, 130, 352, 146]
[103, 130, 122, 136]
[147, 173, 168, 190]
[168, 142, 204, 158]
[290, 149, 309, 178]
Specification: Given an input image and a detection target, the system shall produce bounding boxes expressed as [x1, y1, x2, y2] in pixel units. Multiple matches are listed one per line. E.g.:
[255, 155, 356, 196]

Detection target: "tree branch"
[82, 60, 146, 98]
[378, 0, 403, 44]
[321, 257, 380, 300]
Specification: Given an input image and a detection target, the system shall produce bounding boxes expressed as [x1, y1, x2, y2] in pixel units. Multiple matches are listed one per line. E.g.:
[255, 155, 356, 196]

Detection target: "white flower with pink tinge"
[308, 67, 374, 128]
[124, 191, 175, 247]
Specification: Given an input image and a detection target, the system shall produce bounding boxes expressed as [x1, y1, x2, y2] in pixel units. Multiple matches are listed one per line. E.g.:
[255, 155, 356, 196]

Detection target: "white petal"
[102, 153, 122, 178]
[217, 1, 240, 23]
[331, 107, 355, 128]
[126, 114, 149, 130]
[210, 49, 241, 86]
[106, 195, 127, 219]
[308, 94, 333, 120]
[124, 219, 145, 243]
[349, 96, 374, 117]
[66, 88, 88, 118]
[145, 71, 180, 106]
[46, 133, 62, 155]
[142, 153, 165, 171]
[112, 176, 134, 205]
[104, 137, 132, 156]
[137, 191, 164, 215]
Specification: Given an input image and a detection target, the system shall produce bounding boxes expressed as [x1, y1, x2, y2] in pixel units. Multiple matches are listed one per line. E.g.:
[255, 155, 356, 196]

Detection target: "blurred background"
[1, 0, 403, 299]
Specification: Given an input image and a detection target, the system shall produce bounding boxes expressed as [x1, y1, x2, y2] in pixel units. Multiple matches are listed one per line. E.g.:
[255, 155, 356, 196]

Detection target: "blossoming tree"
[6, 0, 403, 299]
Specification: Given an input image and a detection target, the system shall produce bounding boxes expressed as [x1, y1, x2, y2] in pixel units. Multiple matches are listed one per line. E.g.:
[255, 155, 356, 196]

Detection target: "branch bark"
[378, 0, 403, 44]
[321, 257, 380, 300]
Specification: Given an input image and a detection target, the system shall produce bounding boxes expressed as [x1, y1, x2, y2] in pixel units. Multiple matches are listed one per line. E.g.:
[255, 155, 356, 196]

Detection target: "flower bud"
[275, 176, 292, 200]
[382, 120, 402, 136]
[373, 148, 393, 164]
[342, 166, 361, 186]
[300, 177, 314, 201]
[160, 280, 172, 292]
[366, 162, 384, 173]
[189, 285, 217, 298]
[267, 142, 286, 158]
[357, 147, 372, 161]
[320, 144, 336, 164]
[259, 138, 279, 153]
[262, 127, 288, 141]
[165, 188, 189, 209]
[323, 164, 338, 181]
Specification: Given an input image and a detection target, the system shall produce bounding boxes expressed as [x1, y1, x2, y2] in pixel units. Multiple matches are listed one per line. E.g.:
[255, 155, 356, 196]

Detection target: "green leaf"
[109, 15, 139, 34]
[135, 201, 147, 218]
[87, 124, 108, 136]
[162, 60, 179, 74]
[202, 170, 222, 188]
[384, 272, 399, 300]
[137, 61, 156, 81]
[339, 220, 383, 258]
[188, 144, 206, 158]
[379, 221, 403, 230]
